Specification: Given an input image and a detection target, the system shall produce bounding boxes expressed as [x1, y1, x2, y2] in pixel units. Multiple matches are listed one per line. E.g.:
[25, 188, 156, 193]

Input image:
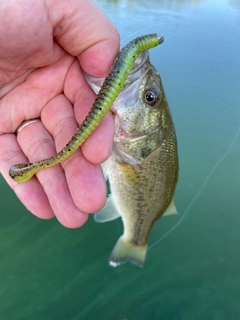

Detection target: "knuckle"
[53, 115, 75, 140]
[26, 137, 55, 160]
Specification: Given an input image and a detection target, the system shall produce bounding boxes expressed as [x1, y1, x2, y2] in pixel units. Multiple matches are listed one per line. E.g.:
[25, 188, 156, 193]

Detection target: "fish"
[88, 49, 179, 268]
[9, 34, 164, 182]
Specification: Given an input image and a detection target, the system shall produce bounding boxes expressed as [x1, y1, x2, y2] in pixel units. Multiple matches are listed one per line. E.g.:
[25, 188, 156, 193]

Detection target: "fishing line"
[121, 22, 179, 46]
[148, 123, 240, 251]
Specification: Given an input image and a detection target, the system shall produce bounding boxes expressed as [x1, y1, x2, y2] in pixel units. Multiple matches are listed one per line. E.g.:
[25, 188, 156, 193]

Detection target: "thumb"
[48, 0, 120, 77]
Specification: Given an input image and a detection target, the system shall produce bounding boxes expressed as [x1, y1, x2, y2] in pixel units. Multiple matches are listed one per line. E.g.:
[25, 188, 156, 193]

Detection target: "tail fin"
[109, 236, 147, 268]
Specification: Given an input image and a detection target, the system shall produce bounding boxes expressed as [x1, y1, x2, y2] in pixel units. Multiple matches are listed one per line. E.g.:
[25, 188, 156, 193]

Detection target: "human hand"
[0, 0, 120, 227]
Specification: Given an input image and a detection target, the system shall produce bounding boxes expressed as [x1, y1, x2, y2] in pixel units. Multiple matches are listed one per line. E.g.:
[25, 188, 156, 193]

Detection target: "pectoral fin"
[163, 199, 178, 216]
[101, 161, 108, 181]
[94, 195, 120, 223]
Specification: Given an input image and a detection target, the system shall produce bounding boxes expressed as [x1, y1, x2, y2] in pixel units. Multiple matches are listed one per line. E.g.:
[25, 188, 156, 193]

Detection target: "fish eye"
[144, 88, 160, 107]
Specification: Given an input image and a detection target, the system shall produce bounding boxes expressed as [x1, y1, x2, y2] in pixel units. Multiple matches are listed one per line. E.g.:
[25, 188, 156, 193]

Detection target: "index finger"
[48, 0, 120, 77]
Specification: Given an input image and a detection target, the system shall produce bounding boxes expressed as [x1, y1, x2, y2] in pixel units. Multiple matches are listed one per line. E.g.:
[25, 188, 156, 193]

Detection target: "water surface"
[1, 0, 240, 319]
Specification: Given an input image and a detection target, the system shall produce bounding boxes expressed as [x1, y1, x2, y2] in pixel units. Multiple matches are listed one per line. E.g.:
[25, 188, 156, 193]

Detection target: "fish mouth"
[84, 51, 150, 95]
[115, 125, 147, 140]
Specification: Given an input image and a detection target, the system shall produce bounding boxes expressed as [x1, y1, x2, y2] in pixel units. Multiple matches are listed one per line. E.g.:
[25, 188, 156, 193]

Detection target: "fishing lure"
[9, 34, 164, 182]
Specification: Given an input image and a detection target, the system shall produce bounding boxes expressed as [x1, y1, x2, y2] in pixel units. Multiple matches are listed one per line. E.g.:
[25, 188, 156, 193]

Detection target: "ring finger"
[16, 95, 89, 228]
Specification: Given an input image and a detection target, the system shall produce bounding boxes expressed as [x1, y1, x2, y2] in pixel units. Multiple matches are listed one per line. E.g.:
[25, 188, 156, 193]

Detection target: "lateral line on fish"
[9, 34, 164, 183]
[148, 123, 240, 251]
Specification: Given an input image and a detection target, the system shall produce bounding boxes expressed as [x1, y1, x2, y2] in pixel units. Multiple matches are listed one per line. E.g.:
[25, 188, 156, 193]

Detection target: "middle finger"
[17, 97, 89, 228]
[41, 94, 107, 214]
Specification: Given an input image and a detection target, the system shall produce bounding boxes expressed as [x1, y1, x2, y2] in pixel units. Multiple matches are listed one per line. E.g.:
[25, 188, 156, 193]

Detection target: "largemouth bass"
[88, 50, 179, 268]
[9, 34, 163, 182]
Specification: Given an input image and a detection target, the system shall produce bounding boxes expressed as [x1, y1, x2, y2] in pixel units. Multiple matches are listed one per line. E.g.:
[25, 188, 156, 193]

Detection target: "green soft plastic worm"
[9, 34, 164, 182]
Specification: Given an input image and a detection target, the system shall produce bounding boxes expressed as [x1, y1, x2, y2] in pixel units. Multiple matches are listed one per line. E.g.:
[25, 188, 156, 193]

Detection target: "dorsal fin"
[163, 199, 178, 216]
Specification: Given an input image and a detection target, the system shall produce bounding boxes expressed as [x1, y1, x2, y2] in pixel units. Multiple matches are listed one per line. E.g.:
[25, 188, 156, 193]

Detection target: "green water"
[1, 0, 240, 319]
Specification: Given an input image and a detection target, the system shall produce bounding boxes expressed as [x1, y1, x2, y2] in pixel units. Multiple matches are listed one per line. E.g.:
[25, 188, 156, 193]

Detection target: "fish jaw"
[84, 51, 150, 95]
